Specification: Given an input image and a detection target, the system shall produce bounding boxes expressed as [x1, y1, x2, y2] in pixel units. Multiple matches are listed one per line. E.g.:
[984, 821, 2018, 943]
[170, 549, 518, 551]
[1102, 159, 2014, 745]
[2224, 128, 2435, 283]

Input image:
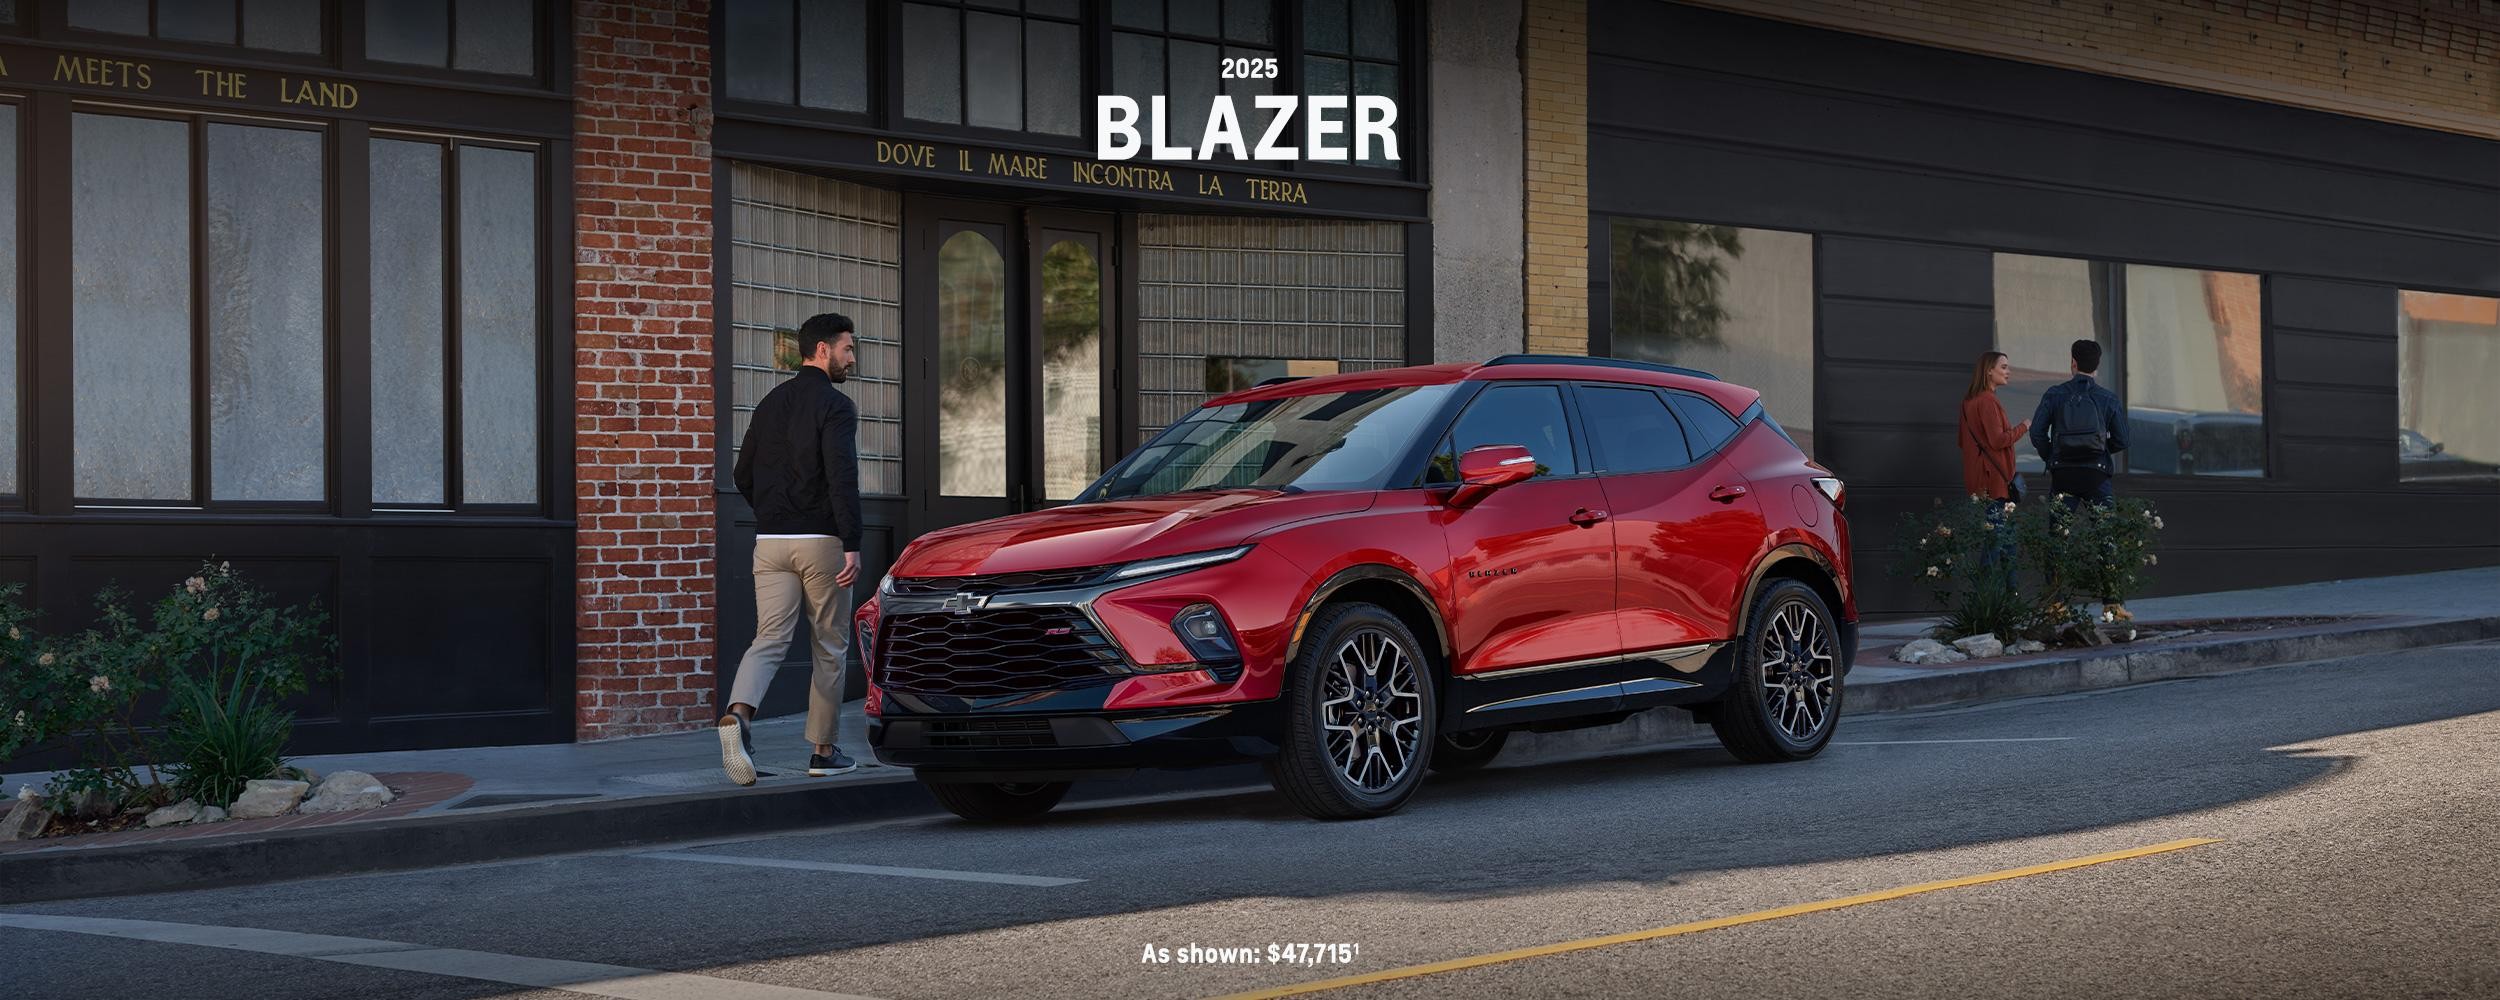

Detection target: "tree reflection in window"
[1041, 240, 1103, 500]
[938, 229, 1007, 497]
[1609, 220, 1740, 355]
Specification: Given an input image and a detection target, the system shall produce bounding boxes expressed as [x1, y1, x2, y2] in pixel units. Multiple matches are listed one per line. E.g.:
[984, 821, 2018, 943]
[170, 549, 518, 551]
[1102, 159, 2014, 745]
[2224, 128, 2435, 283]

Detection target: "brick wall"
[1523, 0, 1590, 356]
[572, 0, 719, 740]
[1683, 0, 2500, 138]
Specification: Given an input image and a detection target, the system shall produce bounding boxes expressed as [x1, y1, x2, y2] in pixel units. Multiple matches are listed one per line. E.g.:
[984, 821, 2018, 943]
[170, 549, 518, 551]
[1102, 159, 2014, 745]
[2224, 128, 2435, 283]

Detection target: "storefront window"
[1138, 215, 1405, 440]
[366, 0, 535, 75]
[207, 124, 327, 502]
[725, 0, 870, 114]
[938, 230, 1008, 496]
[2397, 291, 2500, 482]
[0, 104, 15, 500]
[1605, 219, 1815, 458]
[366, 136, 543, 508]
[2125, 264, 2265, 477]
[1113, 0, 1277, 158]
[72, 113, 193, 502]
[67, 0, 321, 53]
[901, 0, 1083, 136]
[1205, 357, 1340, 393]
[1040, 240, 1104, 500]
[725, 165, 904, 496]
[1992, 253, 2116, 473]
[1302, 0, 1400, 168]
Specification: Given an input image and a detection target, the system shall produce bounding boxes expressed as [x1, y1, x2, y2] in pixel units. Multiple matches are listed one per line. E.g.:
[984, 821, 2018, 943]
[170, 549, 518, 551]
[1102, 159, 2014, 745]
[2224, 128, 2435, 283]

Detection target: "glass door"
[1026, 210, 1116, 508]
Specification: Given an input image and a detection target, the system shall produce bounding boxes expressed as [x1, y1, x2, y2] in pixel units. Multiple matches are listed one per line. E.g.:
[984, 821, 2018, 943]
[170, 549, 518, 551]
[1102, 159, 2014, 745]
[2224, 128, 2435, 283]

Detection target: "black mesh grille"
[880, 608, 1124, 697]
[887, 566, 1110, 597]
[923, 718, 1059, 749]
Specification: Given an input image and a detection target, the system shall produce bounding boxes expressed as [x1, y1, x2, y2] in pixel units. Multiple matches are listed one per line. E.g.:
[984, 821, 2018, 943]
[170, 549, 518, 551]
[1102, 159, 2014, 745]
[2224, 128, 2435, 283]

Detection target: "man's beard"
[828, 359, 852, 383]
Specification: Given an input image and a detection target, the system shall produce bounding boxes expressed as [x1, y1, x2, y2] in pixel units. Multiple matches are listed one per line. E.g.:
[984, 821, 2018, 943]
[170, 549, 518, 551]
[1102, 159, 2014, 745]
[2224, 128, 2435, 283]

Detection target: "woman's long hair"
[1966, 351, 2008, 401]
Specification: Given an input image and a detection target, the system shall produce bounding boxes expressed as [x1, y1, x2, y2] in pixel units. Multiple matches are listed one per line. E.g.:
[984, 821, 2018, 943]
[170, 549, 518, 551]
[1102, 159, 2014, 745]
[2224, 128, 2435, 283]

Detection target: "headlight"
[876, 571, 895, 597]
[1106, 545, 1254, 581]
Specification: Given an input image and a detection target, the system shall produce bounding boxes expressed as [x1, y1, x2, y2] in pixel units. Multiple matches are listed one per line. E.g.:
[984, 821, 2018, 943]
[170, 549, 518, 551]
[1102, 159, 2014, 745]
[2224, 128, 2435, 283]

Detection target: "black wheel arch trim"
[1735, 544, 1851, 658]
[1285, 564, 1451, 668]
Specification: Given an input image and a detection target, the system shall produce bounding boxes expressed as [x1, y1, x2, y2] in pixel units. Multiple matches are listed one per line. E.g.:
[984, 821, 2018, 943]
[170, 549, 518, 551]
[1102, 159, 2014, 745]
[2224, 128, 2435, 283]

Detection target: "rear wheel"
[1266, 602, 1437, 820]
[1430, 729, 1508, 773]
[920, 779, 1071, 822]
[1707, 579, 1843, 763]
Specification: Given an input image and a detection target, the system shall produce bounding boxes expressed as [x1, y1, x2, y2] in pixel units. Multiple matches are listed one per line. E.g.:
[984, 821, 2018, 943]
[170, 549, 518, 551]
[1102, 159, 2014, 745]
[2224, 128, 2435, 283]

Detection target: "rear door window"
[1666, 392, 1742, 457]
[1578, 385, 1694, 474]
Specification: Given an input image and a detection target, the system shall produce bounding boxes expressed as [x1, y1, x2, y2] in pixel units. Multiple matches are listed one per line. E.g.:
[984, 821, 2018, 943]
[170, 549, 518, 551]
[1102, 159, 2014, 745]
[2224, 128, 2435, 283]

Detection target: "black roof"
[1483, 354, 1721, 381]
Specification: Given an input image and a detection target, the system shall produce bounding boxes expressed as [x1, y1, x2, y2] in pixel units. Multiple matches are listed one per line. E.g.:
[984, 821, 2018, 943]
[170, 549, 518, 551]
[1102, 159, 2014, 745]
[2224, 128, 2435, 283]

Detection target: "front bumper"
[871, 695, 1286, 781]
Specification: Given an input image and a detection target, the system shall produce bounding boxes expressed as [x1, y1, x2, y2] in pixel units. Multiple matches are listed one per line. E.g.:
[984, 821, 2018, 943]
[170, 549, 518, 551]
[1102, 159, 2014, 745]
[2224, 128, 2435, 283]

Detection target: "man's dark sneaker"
[807, 748, 859, 777]
[719, 714, 757, 786]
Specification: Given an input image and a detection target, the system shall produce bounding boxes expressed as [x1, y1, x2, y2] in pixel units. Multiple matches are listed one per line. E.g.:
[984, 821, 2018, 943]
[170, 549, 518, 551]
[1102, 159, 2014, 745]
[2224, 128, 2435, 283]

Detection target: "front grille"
[880, 608, 1125, 697]
[887, 565, 1110, 597]
[923, 718, 1059, 749]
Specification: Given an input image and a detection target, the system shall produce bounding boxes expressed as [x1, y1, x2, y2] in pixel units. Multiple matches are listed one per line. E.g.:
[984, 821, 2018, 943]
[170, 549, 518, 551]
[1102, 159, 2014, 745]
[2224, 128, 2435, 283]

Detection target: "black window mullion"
[442, 139, 464, 511]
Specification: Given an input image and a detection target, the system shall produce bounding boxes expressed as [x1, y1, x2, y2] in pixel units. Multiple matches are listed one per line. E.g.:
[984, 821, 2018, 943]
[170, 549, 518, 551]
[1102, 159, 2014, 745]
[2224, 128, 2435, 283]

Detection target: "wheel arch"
[1737, 544, 1853, 670]
[1285, 564, 1451, 675]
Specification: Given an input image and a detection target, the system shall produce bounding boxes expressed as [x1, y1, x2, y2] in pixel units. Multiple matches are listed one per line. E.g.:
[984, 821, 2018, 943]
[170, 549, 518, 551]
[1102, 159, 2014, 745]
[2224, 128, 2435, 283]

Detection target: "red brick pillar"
[572, 0, 718, 740]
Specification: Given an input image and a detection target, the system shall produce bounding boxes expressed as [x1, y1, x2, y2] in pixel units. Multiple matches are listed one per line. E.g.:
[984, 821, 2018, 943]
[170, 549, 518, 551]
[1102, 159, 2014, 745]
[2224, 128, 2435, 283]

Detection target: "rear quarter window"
[1665, 392, 1742, 456]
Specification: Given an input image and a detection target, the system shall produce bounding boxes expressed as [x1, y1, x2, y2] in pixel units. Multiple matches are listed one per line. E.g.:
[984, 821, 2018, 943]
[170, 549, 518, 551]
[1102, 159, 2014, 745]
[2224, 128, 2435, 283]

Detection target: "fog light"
[1171, 603, 1240, 666]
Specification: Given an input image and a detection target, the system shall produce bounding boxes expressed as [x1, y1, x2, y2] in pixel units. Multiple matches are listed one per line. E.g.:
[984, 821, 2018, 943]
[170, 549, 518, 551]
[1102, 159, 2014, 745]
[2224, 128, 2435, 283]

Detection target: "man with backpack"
[2031, 338, 2133, 623]
[2030, 339, 2129, 504]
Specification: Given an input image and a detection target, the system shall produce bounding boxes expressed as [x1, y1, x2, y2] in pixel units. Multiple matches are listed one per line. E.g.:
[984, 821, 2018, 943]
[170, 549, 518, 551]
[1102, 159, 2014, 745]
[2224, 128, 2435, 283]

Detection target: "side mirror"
[1450, 444, 1537, 508]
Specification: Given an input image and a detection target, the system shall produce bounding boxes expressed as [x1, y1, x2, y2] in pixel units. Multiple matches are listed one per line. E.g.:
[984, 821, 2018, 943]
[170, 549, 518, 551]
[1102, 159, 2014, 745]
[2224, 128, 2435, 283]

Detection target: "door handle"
[1569, 508, 1610, 527]
[1708, 484, 1750, 503]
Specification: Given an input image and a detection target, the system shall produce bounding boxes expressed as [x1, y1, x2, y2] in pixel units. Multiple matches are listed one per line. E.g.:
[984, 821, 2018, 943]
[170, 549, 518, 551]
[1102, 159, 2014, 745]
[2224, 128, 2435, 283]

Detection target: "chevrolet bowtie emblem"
[942, 591, 990, 616]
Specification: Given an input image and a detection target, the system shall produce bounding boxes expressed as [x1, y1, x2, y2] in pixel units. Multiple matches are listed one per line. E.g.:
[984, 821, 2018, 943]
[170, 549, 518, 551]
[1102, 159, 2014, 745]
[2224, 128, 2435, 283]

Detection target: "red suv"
[856, 355, 1855, 821]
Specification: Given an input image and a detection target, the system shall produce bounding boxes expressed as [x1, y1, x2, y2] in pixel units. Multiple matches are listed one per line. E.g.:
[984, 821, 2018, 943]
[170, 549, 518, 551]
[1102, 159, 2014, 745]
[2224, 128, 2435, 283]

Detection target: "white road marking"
[640, 850, 1087, 887]
[0, 913, 881, 1000]
[1835, 737, 2078, 745]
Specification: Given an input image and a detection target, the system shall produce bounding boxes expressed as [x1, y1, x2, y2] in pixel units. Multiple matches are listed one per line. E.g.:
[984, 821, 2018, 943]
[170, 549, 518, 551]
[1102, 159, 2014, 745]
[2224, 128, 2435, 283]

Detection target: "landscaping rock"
[193, 806, 229, 824]
[1951, 634, 2006, 658]
[1893, 639, 1971, 665]
[145, 799, 202, 828]
[2012, 639, 2049, 654]
[299, 771, 395, 814]
[228, 779, 311, 820]
[62, 788, 113, 821]
[1, 789, 52, 840]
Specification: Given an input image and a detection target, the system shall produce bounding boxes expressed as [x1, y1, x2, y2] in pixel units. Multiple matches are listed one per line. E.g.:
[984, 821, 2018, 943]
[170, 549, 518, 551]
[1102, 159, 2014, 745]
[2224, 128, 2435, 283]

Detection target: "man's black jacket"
[733, 366, 863, 548]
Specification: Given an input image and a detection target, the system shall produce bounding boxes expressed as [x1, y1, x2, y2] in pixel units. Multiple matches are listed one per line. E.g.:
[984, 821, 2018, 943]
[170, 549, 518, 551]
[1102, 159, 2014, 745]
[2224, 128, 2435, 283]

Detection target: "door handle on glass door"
[1569, 508, 1609, 527]
[1708, 485, 1749, 503]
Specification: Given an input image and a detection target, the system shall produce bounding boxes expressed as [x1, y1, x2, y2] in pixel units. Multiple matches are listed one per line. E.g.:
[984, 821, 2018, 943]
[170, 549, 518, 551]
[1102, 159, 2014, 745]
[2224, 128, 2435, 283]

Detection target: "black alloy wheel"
[1267, 602, 1438, 820]
[1707, 579, 1842, 762]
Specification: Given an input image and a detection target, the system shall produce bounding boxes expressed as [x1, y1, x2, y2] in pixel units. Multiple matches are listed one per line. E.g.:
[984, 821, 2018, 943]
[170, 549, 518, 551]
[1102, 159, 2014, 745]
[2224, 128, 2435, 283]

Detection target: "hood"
[892, 490, 1374, 577]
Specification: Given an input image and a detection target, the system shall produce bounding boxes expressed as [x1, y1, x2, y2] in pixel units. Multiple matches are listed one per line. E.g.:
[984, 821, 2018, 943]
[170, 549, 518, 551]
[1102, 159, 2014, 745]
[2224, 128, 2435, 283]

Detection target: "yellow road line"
[1213, 837, 2221, 1000]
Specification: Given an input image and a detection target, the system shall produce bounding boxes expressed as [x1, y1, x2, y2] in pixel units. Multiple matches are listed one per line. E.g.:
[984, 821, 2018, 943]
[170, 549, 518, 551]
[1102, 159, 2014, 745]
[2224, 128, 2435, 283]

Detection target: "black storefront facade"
[1585, 2, 2500, 613]
[705, 0, 1441, 709]
[0, 1, 581, 762]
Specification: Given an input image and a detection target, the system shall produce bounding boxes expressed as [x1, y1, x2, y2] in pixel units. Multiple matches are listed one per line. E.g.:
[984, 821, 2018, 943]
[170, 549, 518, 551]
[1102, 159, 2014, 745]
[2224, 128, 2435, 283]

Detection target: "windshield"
[1081, 384, 1455, 501]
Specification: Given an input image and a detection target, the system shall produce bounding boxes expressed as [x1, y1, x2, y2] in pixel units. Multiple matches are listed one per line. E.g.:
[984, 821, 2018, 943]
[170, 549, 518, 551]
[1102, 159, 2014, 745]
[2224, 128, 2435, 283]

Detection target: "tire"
[1707, 579, 1844, 763]
[1265, 602, 1438, 820]
[1430, 729, 1508, 773]
[920, 779, 1071, 822]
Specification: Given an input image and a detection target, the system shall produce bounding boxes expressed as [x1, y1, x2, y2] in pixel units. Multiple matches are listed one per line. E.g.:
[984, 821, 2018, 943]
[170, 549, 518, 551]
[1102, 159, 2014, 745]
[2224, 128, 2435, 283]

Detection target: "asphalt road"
[6, 640, 2498, 1000]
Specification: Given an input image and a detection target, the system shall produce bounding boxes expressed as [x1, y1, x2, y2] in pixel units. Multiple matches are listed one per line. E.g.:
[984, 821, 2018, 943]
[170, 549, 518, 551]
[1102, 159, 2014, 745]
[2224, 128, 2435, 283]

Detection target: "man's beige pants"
[726, 536, 852, 747]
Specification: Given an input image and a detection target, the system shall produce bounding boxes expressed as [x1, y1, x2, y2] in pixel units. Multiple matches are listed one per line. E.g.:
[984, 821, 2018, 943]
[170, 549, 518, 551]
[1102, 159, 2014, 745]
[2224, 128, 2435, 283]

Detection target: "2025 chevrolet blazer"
[856, 355, 1855, 821]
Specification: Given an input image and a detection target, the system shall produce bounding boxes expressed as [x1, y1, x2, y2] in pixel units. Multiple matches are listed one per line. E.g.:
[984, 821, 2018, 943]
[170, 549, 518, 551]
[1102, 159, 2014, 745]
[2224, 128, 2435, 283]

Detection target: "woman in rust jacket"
[1959, 351, 2031, 502]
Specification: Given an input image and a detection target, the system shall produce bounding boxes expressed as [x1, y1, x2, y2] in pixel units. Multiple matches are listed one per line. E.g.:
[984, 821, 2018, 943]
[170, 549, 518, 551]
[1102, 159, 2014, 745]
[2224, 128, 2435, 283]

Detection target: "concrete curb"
[5, 614, 2491, 904]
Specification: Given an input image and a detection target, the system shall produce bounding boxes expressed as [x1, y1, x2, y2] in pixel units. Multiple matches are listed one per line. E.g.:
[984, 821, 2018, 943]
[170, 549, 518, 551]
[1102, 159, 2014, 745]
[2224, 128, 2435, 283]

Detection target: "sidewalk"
[2, 566, 2493, 902]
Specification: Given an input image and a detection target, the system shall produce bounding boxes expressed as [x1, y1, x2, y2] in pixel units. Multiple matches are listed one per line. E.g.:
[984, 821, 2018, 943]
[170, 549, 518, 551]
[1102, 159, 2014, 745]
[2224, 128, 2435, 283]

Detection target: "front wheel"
[920, 778, 1071, 822]
[1707, 579, 1843, 763]
[1266, 602, 1438, 820]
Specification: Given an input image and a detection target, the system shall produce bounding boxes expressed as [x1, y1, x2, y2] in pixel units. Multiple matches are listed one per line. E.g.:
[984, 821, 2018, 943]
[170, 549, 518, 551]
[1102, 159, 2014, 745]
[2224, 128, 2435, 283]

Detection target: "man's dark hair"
[797, 313, 855, 363]
[2071, 338, 2103, 375]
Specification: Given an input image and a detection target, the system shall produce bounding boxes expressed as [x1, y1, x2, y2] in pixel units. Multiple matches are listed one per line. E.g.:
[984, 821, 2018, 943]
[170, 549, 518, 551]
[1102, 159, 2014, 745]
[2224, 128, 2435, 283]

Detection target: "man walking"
[2030, 337, 2133, 621]
[722, 313, 865, 784]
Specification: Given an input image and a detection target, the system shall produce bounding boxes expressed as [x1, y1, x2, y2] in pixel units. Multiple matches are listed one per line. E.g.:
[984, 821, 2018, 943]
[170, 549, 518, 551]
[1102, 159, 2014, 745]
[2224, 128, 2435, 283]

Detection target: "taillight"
[1812, 477, 1845, 509]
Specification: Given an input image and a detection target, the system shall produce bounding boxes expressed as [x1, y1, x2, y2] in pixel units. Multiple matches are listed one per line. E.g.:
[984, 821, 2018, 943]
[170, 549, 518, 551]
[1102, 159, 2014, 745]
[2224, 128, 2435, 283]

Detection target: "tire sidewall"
[1740, 581, 1843, 755]
[1289, 604, 1438, 811]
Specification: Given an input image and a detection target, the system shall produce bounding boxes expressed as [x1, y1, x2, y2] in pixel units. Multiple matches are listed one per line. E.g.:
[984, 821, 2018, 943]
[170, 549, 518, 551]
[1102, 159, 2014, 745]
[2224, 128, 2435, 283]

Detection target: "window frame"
[714, 0, 884, 130]
[0, 95, 20, 509]
[342, 0, 555, 90]
[2392, 284, 2500, 491]
[42, 0, 339, 66]
[1290, 0, 1412, 178]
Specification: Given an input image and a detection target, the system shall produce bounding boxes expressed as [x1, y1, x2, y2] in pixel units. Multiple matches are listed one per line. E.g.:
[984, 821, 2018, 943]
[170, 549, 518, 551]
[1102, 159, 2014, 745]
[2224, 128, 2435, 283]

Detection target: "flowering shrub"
[0, 562, 333, 813]
[2015, 497, 2166, 621]
[1893, 495, 2054, 642]
[1898, 494, 2167, 644]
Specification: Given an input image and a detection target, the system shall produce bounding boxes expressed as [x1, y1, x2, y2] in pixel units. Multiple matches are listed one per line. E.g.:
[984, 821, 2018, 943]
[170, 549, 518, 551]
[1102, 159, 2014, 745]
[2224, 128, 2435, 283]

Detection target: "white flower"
[203, 607, 221, 622]
[36, 652, 54, 667]
[2153, 517, 2165, 530]
[5, 627, 17, 640]
[219, 561, 232, 573]
[184, 576, 207, 594]
[9, 710, 23, 729]
[2004, 502, 2017, 514]
[1925, 566, 1941, 578]
[1937, 526, 1953, 537]
[2145, 554, 2159, 566]
[1981, 521, 1995, 531]
[89, 675, 111, 694]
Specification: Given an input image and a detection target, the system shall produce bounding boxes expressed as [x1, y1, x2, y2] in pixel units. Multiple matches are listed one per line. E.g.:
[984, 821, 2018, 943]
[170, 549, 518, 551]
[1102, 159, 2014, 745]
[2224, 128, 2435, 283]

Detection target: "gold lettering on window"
[53, 55, 154, 90]
[1070, 161, 1174, 193]
[1197, 174, 1225, 197]
[876, 140, 939, 169]
[193, 68, 248, 99]
[1246, 178, 1308, 205]
[278, 77, 358, 109]
[986, 152, 1048, 180]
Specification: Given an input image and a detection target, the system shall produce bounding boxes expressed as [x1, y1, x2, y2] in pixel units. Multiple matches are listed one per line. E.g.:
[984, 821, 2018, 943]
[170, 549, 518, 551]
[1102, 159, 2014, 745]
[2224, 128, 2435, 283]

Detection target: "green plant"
[163, 669, 295, 808]
[1894, 495, 2052, 642]
[2015, 498, 2166, 622]
[153, 561, 333, 805]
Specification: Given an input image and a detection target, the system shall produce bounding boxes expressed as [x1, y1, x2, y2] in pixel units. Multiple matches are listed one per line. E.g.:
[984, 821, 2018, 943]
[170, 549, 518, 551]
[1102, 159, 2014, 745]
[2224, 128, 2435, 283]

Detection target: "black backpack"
[2050, 387, 2109, 468]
